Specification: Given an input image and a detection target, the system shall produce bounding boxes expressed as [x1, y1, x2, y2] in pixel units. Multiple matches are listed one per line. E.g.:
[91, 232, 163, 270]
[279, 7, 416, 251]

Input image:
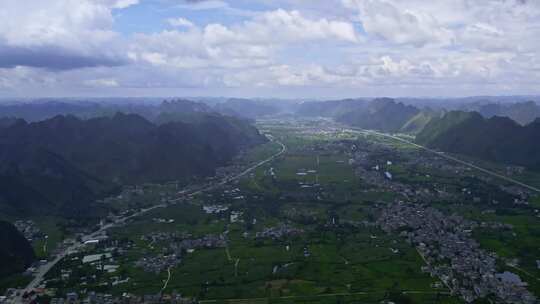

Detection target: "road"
[161, 267, 172, 292]
[18, 203, 167, 298]
[198, 290, 451, 303]
[17, 139, 286, 300]
[167, 140, 286, 204]
[416, 247, 455, 295]
[183, 140, 286, 197]
[351, 128, 540, 193]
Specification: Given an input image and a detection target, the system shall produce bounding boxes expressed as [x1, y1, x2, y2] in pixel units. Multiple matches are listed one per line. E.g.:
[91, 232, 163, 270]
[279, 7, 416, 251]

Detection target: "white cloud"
[343, 0, 454, 46]
[167, 17, 195, 28]
[0, 0, 135, 69]
[84, 78, 119, 87]
[103, 0, 139, 9]
[174, 0, 229, 11]
[241, 9, 358, 44]
[131, 9, 359, 70]
[1, 0, 540, 97]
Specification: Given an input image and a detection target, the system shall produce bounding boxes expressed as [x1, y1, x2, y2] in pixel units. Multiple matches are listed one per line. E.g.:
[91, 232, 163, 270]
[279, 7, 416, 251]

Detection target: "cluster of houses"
[137, 232, 227, 273]
[14, 220, 44, 242]
[9, 291, 196, 304]
[378, 202, 537, 304]
[350, 137, 535, 209]
[255, 225, 303, 240]
[141, 232, 192, 243]
[167, 235, 227, 253]
[135, 254, 180, 274]
[202, 204, 228, 214]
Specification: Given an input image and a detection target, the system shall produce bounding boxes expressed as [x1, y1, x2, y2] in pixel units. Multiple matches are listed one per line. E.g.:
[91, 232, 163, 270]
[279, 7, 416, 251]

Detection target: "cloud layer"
[0, 0, 539, 97]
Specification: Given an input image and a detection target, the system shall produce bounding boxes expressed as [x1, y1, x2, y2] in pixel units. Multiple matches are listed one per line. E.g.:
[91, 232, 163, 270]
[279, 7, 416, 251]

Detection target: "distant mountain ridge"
[295, 98, 368, 118]
[295, 98, 431, 133]
[295, 97, 540, 130]
[0, 98, 285, 122]
[471, 101, 540, 125]
[416, 111, 540, 169]
[214, 98, 281, 119]
[0, 111, 267, 217]
[336, 98, 420, 132]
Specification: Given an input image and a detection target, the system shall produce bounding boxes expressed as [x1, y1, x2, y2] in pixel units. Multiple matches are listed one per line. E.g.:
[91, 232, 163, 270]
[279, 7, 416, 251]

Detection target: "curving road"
[352, 128, 540, 193]
[16, 139, 286, 301]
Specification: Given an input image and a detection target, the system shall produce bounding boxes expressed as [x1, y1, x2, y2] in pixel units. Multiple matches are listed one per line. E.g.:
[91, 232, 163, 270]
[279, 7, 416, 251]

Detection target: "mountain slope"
[214, 98, 280, 119]
[337, 98, 420, 132]
[154, 99, 215, 124]
[0, 147, 115, 217]
[0, 221, 35, 278]
[472, 101, 540, 125]
[416, 111, 540, 169]
[400, 110, 441, 134]
[295, 99, 368, 118]
[0, 113, 267, 217]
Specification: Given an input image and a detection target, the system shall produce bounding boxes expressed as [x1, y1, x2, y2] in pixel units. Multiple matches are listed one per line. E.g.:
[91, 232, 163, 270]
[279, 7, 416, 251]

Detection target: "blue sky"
[0, 0, 539, 98]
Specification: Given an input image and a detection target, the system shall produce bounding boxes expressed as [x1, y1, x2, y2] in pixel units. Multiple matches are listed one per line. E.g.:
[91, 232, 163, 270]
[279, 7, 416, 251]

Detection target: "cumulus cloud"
[167, 17, 195, 28]
[84, 78, 119, 88]
[343, 0, 540, 51]
[0, 0, 134, 70]
[131, 9, 358, 70]
[1, 0, 540, 97]
[174, 0, 229, 10]
[343, 0, 455, 46]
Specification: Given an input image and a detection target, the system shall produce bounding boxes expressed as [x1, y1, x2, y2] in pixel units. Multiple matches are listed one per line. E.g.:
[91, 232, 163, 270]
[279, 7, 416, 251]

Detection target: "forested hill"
[0, 112, 267, 217]
[469, 101, 540, 125]
[0, 221, 35, 278]
[336, 98, 420, 132]
[295, 98, 430, 133]
[416, 111, 540, 169]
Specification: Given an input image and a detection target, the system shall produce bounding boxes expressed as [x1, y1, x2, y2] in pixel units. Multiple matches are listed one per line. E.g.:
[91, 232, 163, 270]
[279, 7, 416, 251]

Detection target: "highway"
[351, 128, 540, 193]
[16, 139, 286, 301]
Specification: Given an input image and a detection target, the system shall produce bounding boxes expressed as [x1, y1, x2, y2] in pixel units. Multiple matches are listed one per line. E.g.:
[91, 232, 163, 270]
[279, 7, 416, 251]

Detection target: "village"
[378, 202, 536, 304]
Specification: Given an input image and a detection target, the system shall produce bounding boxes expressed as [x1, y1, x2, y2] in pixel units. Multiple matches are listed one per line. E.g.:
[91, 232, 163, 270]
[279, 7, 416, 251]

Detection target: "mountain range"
[416, 111, 540, 169]
[336, 98, 421, 133]
[0, 110, 266, 217]
[468, 101, 540, 125]
[295, 98, 437, 133]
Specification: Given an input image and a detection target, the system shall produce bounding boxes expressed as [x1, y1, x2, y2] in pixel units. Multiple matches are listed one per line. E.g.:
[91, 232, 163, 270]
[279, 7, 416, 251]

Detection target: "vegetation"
[337, 98, 420, 133]
[0, 221, 35, 278]
[0, 111, 266, 217]
[416, 110, 540, 169]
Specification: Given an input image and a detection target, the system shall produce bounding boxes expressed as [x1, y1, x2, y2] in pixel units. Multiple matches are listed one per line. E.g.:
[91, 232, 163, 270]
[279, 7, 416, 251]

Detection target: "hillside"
[0, 99, 216, 123]
[295, 99, 368, 118]
[0, 221, 35, 278]
[416, 111, 540, 169]
[336, 98, 420, 132]
[154, 99, 215, 124]
[400, 110, 442, 134]
[214, 98, 280, 119]
[0, 113, 266, 217]
[0, 147, 116, 217]
[474, 101, 540, 125]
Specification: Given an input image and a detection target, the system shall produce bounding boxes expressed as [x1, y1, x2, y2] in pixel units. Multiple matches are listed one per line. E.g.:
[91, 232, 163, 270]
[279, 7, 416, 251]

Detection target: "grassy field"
[96, 128, 454, 302]
[108, 225, 448, 301]
[39, 120, 466, 303]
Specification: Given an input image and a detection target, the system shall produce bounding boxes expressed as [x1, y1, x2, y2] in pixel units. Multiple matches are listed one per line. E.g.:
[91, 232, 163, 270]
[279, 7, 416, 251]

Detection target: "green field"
[49, 123, 457, 303]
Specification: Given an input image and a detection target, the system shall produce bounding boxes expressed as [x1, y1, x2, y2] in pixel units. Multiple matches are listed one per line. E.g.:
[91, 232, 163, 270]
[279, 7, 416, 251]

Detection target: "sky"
[0, 0, 539, 98]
